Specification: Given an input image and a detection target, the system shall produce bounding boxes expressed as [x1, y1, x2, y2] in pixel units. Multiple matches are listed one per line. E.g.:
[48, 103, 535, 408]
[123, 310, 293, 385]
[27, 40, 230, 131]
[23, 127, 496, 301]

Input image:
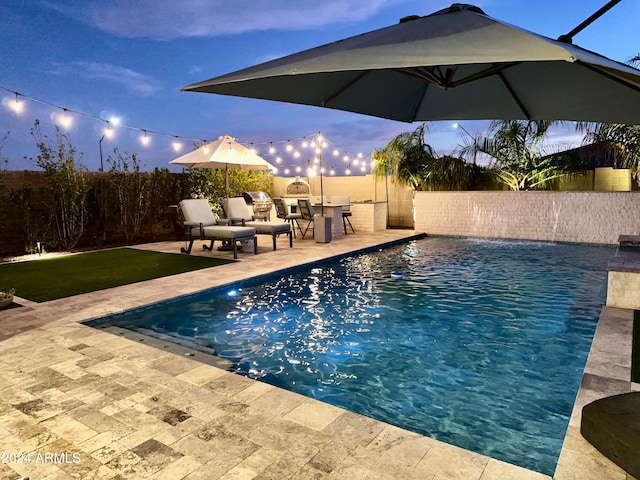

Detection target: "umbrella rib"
[450, 62, 520, 88]
[402, 63, 520, 89]
[321, 71, 370, 106]
[399, 67, 448, 87]
[498, 72, 531, 120]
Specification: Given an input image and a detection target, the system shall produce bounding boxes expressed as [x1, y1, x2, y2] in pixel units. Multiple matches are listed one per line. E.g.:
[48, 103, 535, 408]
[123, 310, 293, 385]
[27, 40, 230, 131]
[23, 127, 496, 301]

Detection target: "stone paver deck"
[0, 230, 635, 479]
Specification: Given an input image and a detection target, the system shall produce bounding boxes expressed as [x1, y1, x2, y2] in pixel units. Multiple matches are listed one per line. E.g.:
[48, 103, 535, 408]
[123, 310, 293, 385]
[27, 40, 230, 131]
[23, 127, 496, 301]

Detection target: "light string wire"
[1, 86, 372, 174]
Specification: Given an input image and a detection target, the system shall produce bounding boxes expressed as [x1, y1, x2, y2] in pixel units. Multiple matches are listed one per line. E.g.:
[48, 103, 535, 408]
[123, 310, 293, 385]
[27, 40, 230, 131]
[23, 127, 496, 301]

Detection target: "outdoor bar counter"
[349, 201, 387, 232]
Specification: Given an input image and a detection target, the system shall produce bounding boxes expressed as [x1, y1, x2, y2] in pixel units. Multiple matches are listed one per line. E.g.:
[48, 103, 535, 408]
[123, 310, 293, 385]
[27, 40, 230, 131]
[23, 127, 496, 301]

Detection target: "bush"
[31, 120, 88, 250]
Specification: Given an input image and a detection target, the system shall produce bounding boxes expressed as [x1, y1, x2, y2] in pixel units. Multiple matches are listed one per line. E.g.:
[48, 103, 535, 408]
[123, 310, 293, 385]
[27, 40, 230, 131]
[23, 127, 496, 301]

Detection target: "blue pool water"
[87, 237, 614, 475]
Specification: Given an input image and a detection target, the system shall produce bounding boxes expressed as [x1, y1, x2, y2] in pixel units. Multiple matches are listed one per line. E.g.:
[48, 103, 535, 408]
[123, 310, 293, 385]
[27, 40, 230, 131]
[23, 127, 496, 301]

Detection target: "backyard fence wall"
[414, 191, 640, 244]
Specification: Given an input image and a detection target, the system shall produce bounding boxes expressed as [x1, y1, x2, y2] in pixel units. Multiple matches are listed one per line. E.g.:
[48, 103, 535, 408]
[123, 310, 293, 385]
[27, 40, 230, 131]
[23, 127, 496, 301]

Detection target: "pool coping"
[0, 231, 631, 479]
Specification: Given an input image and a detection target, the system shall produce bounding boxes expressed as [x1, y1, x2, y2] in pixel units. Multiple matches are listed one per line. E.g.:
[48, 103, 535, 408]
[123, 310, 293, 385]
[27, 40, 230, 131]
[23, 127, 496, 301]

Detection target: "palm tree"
[579, 122, 640, 182]
[466, 120, 582, 190]
[373, 123, 479, 191]
[576, 54, 640, 183]
[372, 124, 435, 190]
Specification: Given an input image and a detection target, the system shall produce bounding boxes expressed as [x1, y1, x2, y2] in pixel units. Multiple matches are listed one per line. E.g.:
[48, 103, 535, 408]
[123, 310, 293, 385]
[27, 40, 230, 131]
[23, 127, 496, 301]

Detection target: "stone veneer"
[415, 191, 640, 245]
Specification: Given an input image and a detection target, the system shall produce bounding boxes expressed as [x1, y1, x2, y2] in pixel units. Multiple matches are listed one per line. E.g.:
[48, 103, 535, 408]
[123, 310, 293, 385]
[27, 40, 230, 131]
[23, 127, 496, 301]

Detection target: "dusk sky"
[1, 0, 639, 175]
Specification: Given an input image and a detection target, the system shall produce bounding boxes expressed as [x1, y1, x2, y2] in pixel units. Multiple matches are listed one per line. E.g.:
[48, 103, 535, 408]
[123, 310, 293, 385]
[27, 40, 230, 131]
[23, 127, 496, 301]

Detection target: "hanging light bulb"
[293, 151, 300, 158]
[284, 168, 290, 175]
[172, 137, 182, 152]
[346, 167, 351, 175]
[333, 149, 340, 156]
[302, 140, 308, 148]
[343, 155, 349, 162]
[103, 122, 114, 139]
[295, 166, 302, 173]
[286, 142, 293, 152]
[9, 93, 23, 114]
[276, 156, 282, 163]
[58, 109, 72, 129]
[202, 141, 209, 153]
[269, 143, 276, 154]
[140, 130, 150, 146]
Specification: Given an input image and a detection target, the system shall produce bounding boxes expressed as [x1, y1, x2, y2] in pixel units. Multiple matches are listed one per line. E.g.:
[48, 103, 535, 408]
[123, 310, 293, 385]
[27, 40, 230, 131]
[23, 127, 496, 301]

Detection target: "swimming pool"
[86, 237, 614, 475]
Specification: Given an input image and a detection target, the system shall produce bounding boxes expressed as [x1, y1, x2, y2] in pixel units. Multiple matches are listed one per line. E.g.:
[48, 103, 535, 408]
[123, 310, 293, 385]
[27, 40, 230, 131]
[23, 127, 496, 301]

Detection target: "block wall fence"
[414, 191, 640, 245]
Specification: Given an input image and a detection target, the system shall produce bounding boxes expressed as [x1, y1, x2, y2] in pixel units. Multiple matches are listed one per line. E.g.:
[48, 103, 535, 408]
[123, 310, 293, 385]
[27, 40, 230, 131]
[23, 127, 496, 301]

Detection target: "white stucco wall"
[414, 191, 640, 244]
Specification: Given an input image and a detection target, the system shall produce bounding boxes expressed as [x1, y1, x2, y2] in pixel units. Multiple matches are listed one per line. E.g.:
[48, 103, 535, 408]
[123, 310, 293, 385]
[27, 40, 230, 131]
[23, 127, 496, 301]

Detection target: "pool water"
[88, 237, 614, 475]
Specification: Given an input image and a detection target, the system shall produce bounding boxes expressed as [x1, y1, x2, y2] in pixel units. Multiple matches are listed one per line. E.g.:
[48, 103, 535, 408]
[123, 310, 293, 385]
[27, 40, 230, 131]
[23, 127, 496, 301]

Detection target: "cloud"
[49, 0, 407, 40]
[49, 62, 163, 96]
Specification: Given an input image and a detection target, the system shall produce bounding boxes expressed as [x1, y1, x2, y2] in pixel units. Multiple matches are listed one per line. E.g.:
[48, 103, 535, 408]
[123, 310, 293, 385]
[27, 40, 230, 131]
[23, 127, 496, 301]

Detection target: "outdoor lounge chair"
[222, 197, 293, 250]
[178, 199, 257, 259]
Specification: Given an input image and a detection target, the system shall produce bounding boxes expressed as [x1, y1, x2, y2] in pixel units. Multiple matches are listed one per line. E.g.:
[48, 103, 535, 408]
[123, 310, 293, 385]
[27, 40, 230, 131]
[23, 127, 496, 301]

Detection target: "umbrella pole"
[225, 165, 229, 199]
[557, 0, 622, 43]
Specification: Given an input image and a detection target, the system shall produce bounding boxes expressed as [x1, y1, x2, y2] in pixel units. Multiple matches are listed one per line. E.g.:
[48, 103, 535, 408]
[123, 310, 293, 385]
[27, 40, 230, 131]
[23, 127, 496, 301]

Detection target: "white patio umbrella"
[182, 3, 640, 124]
[169, 135, 276, 198]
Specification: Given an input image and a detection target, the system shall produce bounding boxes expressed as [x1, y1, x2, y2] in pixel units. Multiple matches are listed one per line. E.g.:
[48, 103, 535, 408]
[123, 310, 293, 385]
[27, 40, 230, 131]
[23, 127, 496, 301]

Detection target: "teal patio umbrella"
[182, 3, 640, 124]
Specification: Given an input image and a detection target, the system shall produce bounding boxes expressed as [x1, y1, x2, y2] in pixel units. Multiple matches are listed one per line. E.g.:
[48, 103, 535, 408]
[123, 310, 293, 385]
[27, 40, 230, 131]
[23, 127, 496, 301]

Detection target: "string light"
[139, 130, 150, 146]
[103, 122, 114, 139]
[10, 93, 23, 114]
[202, 141, 209, 153]
[1, 86, 373, 174]
[58, 109, 72, 129]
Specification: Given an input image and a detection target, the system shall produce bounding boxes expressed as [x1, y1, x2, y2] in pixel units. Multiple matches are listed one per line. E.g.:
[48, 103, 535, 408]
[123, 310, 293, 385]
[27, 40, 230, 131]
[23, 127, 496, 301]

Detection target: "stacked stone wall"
[415, 191, 640, 244]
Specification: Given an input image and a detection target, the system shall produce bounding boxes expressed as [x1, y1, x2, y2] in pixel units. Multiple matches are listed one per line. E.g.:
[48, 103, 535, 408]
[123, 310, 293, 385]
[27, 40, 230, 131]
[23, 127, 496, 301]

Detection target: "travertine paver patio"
[0, 230, 635, 479]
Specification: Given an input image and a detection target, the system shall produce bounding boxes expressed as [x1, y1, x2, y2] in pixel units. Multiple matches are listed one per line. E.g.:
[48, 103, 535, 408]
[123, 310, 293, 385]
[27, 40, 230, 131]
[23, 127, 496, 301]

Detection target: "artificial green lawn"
[0, 248, 236, 302]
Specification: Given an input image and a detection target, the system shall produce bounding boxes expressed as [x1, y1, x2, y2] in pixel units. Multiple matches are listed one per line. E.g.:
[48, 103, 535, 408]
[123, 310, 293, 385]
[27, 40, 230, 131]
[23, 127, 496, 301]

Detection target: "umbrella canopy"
[182, 3, 640, 124]
[169, 135, 276, 197]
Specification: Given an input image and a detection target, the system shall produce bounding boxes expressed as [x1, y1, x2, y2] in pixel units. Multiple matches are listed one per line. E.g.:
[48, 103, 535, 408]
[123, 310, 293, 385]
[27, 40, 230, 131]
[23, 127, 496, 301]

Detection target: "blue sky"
[1, 0, 639, 174]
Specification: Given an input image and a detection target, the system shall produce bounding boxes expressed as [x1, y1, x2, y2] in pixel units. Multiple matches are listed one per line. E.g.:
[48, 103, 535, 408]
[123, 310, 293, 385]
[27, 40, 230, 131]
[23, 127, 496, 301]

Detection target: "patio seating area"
[0, 229, 635, 479]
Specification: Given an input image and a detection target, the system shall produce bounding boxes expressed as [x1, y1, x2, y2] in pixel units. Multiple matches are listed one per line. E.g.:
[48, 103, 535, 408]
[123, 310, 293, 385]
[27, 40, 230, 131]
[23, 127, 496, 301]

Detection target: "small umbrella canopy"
[182, 4, 640, 124]
[169, 135, 276, 197]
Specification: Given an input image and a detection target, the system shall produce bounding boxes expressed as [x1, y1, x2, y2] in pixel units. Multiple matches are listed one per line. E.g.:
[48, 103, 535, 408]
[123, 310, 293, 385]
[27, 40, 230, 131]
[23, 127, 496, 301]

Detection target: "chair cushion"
[247, 221, 291, 234]
[201, 225, 256, 240]
[179, 199, 217, 226]
[223, 197, 254, 222]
